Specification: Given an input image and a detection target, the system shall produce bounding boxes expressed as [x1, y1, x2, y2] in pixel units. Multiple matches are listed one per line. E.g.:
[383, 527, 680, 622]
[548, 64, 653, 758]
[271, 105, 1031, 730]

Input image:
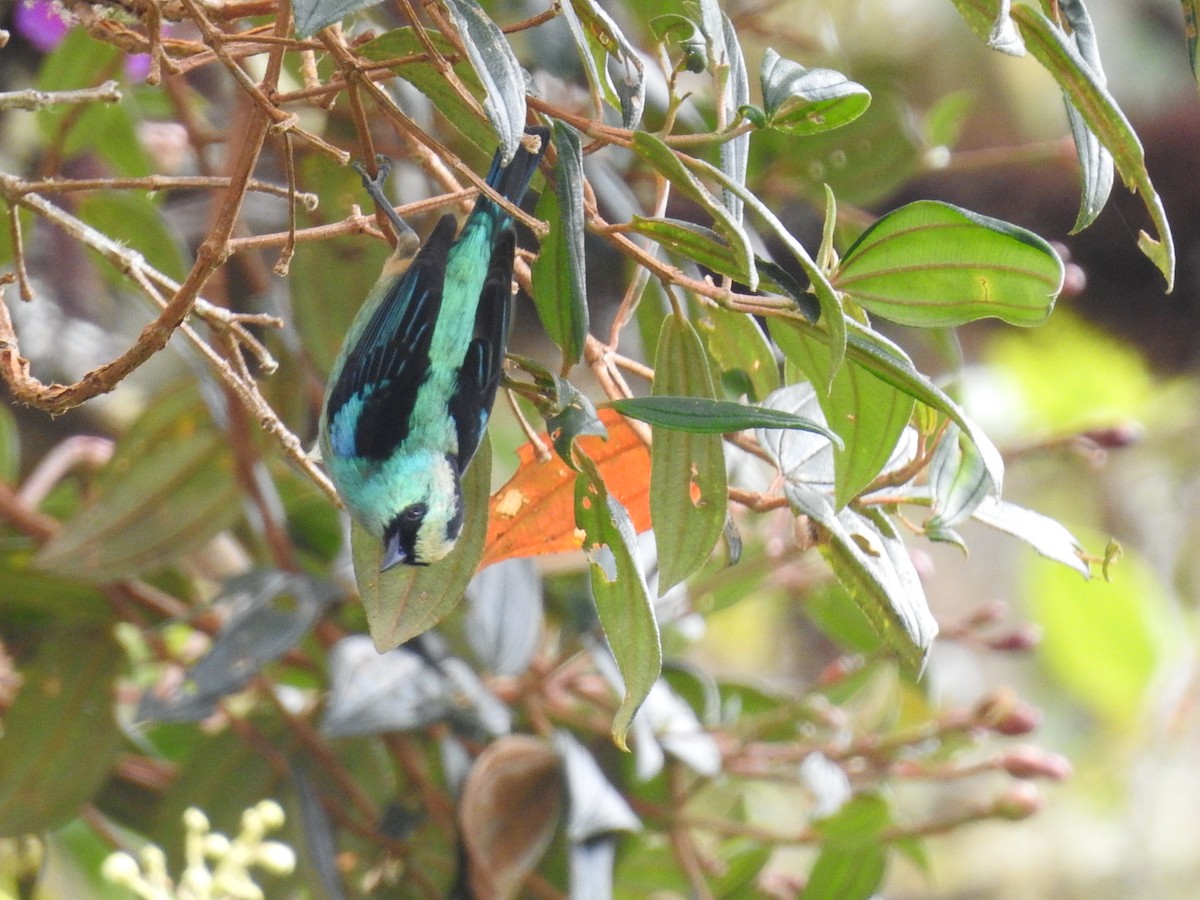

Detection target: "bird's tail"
[484, 126, 551, 208]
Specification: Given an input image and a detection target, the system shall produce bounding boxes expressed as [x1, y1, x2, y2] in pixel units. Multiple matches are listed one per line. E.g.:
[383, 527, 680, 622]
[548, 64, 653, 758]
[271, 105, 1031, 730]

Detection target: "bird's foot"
[351, 154, 416, 244]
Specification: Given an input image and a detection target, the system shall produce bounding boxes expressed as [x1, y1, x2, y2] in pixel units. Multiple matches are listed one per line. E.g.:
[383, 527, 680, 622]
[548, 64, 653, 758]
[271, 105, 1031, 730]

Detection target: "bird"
[319, 127, 549, 570]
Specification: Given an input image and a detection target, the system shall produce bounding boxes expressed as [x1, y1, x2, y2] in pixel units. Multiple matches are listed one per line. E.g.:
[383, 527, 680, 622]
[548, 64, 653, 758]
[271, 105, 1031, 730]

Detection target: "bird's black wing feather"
[449, 227, 514, 470]
[326, 214, 457, 461]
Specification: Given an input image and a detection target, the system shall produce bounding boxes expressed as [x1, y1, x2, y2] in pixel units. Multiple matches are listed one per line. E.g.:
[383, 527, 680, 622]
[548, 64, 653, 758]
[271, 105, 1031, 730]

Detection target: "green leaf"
[358, 28, 494, 152]
[683, 153, 846, 385]
[574, 454, 661, 748]
[971, 496, 1090, 578]
[293, 0, 382, 36]
[441, 0, 527, 163]
[810, 318, 1004, 497]
[78, 190, 187, 283]
[770, 322, 915, 509]
[1057, 0, 1114, 231]
[718, 15, 751, 225]
[0, 401, 19, 484]
[925, 423, 991, 536]
[813, 792, 891, 841]
[949, 0, 1024, 56]
[35, 390, 240, 582]
[807, 793, 891, 899]
[0, 627, 124, 836]
[630, 131, 758, 291]
[1185, 0, 1200, 91]
[805, 845, 887, 900]
[789, 489, 937, 671]
[561, 0, 645, 128]
[649, 315, 727, 593]
[762, 86, 921, 207]
[833, 201, 1064, 328]
[531, 123, 588, 367]
[0, 547, 113, 626]
[1010, 2, 1174, 289]
[650, 14, 707, 73]
[36, 29, 151, 177]
[760, 49, 871, 136]
[506, 356, 608, 464]
[611, 396, 838, 442]
[353, 437, 491, 650]
[695, 305, 780, 401]
[625, 218, 819, 319]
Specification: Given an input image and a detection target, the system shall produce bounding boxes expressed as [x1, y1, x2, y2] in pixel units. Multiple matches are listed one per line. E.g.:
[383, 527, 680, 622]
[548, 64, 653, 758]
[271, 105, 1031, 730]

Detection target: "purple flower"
[14, 0, 153, 80]
[14, 0, 69, 52]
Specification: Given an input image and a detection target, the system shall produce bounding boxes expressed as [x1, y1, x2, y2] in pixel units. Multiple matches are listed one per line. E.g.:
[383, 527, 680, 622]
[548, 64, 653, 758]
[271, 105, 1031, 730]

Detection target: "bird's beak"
[380, 534, 408, 572]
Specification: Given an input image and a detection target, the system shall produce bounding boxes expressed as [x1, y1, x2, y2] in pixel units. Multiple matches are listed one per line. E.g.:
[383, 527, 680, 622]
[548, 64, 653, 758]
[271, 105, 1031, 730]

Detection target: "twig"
[0, 81, 121, 111]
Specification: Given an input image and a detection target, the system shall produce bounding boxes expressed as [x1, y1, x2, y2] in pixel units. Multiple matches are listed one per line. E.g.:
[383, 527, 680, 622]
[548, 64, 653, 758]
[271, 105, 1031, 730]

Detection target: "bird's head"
[379, 453, 464, 570]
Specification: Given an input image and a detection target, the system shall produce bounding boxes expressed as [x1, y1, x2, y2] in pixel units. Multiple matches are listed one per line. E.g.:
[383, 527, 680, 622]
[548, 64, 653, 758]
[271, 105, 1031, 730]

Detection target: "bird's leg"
[352, 155, 419, 247]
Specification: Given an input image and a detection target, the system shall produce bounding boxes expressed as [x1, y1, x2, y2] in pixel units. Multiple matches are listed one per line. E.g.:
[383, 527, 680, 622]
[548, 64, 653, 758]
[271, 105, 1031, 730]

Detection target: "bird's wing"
[326, 214, 457, 461]
[450, 227, 515, 470]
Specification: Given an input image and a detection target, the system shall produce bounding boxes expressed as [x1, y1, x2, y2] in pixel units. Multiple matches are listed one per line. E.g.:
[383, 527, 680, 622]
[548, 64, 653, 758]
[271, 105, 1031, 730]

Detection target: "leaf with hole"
[648, 314, 727, 593]
[575, 453, 661, 748]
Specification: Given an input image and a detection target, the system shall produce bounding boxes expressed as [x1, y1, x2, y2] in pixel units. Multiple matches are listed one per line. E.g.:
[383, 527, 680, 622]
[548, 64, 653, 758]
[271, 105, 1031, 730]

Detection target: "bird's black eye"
[401, 503, 427, 524]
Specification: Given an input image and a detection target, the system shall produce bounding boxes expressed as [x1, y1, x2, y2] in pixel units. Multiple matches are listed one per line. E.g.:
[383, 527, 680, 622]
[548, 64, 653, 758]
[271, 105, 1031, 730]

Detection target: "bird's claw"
[351, 153, 392, 191]
[351, 154, 416, 245]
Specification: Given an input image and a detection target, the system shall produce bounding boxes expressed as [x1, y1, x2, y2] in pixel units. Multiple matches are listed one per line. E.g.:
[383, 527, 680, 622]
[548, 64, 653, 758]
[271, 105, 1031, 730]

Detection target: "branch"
[0, 80, 122, 111]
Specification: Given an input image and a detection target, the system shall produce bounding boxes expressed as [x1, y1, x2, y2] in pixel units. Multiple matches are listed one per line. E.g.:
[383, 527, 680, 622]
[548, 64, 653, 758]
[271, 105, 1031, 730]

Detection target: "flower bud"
[993, 782, 1043, 820]
[1001, 746, 1072, 781]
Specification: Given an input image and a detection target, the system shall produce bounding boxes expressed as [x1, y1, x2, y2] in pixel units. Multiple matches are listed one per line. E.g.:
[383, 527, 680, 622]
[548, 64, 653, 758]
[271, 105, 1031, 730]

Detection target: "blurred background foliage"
[1, 0, 1200, 897]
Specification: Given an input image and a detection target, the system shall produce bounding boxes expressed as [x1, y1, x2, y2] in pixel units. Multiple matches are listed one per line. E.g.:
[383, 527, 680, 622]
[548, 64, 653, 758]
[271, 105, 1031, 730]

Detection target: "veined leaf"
[760, 49, 871, 136]
[696, 305, 780, 402]
[684, 154, 846, 384]
[626, 217, 820, 320]
[972, 496, 1091, 578]
[561, 0, 645, 128]
[1011, 2, 1174, 288]
[951, 0, 1170, 283]
[649, 315, 727, 593]
[294, 0, 381, 36]
[442, 0, 527, 163]
[925, 423, 991, 538]
[790, 318, 1004, 496]
[0, 627, 123, 836]
[531, 123, 588, 367]
[610, 396, 837, 442]
[631, 131, 758, 291]
[833, 201, 1064, 328]
[574, 454, 661, 748]
[719, 15, 751, 224]
[358, 28, 494, 152]
[36, 389, 240, 582]
[789, 488, 937, 672]
[354, 437, 491, 651]
[1185, 0, 1200, 91]
[1057, 0, 1114, 232]
[770, 323, 915, 508]
[651, 14, 707, 71]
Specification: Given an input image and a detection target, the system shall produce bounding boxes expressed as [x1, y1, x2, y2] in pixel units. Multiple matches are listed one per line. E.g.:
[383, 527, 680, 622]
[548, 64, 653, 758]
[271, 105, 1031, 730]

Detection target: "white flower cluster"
[101, 800, 296, 900]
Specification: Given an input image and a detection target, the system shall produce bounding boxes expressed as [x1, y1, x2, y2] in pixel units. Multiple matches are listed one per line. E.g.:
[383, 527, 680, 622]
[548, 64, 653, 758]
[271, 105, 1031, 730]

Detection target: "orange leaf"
[481, 409, 651, 568]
